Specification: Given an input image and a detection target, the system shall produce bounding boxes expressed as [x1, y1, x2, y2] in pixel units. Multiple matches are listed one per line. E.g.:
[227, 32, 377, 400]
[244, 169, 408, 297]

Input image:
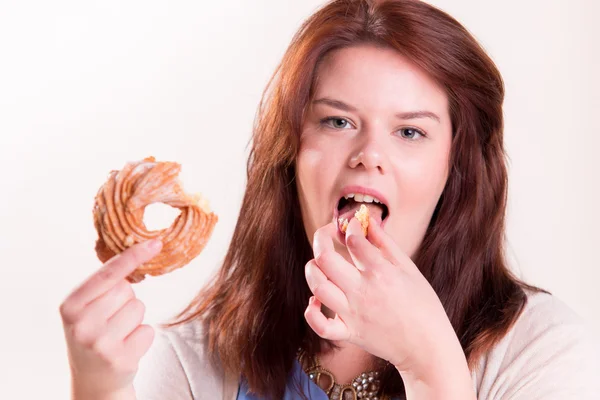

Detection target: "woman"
[60, 0, 597, 399]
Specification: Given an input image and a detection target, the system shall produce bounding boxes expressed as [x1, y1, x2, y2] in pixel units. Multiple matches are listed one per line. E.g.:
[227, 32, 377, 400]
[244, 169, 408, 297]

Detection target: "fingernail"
[145, 239, 162, 251]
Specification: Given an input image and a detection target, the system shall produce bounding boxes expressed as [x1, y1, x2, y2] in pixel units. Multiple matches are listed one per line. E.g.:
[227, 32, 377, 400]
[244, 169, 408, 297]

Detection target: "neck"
[317, 304, 380, 384]
[319, 342, 377, 384]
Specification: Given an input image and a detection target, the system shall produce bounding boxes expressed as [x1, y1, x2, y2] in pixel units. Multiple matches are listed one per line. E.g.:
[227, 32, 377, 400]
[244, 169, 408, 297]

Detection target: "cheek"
[296, 147, 325, 196]
[388, 148, 450, 255]
[397, 143, 450, 206]
[296, 146, 329, 232]
[297, 130, 342, 191]
[409, 158, 448, 198]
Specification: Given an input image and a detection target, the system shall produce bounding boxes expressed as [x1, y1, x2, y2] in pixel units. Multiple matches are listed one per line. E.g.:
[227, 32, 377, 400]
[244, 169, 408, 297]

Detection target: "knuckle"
[135, 325, 154, 346]
[125, 298, 145, 318]
[113, 359, 138, 375]
[314, 252, 325, 266]
[305, 261, 318, 284]
[123, 245, 145, 266]
[354, 284, 368, 305]
[123, 253, 140, 269]
[317, 324, 329, 338]
[315, 249, 333, 266]
[346, 234, 360, 248]
[312, 285, 323, 298]
[130, 297, 144, 310]
[71, 322, 94, 346]
[115, 280, 134, 299]
[312, 227, 322, 245]
[370, 267, 385, 281]
[305, 312, 323, 337]
[347, 300, 360, 319]
[304, 259, 314, 273]
[96, 265, 117, 282]
[358, 307, 373, 325]
[92, 337, 116, 361]
[348, 306, 358, 320]
[99, 250, 140, 281]
[59, 301, 76, 323]
[134, 299, 146, 315]
[312, 224, 331, 248]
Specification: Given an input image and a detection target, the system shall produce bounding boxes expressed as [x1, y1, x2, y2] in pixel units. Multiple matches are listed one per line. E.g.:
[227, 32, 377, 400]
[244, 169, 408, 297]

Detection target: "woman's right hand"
[59, 239, 162, 400]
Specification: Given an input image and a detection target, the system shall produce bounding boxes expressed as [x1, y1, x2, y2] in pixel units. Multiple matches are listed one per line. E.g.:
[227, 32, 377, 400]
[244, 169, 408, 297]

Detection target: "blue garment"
[237, 359, 328, 400]
[237, 360, 401, 399]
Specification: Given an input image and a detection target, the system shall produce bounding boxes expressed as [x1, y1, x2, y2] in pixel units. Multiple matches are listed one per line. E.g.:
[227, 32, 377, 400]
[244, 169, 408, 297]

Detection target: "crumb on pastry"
[338, 204, 369, 236]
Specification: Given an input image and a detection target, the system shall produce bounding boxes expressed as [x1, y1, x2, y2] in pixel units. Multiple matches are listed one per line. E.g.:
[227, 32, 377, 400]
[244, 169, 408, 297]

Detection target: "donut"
[93, 156, 217, 283]
[338, 204, 369, 236]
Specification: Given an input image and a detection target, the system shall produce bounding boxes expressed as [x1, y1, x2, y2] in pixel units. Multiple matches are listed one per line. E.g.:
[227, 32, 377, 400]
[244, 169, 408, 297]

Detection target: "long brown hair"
[167, 0, 546, 398]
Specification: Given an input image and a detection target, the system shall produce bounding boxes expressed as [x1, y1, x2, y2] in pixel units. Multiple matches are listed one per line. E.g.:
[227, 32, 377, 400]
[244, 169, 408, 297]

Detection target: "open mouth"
[336, 193, 389, 231]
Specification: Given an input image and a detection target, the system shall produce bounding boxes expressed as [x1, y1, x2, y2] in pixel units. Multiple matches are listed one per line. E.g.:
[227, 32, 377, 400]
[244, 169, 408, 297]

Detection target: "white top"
[134, 291, 600, 399]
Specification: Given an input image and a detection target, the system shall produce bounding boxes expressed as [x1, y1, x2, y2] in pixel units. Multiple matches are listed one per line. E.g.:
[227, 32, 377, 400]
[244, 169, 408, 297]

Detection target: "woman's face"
[296, 44, 452, 259]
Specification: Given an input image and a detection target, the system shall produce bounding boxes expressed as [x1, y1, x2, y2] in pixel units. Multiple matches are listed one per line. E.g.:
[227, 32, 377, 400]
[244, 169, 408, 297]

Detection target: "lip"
[332, 185, 390, 242]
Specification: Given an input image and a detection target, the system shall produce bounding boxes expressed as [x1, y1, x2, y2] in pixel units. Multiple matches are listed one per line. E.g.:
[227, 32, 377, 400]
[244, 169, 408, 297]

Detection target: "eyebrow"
[312, 97, 441, 123]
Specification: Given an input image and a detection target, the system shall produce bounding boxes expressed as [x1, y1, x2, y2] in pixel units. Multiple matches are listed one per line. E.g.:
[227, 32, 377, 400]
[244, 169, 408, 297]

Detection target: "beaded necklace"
[297, 350, 390, 400]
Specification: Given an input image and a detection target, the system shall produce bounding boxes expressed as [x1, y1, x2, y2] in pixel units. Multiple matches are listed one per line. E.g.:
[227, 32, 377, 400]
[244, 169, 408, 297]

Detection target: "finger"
[65, 240, 162, 315]
[345, 218, 386, 272]
[312, 221, 338, 259]
[314, 243, 361, 292]
[81, 279, 135, 323]
[104, 298, 146, 342]
[305, 260, 349, 313]
[123, 324, 155, 360]
[71, 280, 135, 333]
[313, 221, 361, 292]
[367, 217, 412, 267]
[304, 297, 349, 341]
[92, 239, 162, 293]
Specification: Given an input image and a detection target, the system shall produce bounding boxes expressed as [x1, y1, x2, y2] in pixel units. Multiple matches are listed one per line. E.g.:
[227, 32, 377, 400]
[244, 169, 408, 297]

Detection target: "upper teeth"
[344, 193, 382, 204]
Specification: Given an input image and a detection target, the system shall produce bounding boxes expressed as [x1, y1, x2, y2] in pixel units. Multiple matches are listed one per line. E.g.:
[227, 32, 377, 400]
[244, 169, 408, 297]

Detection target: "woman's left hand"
[304, 216, 462, 376]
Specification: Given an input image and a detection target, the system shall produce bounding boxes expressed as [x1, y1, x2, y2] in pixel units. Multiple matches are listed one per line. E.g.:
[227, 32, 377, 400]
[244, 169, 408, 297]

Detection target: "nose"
[348, 134, 386, 174]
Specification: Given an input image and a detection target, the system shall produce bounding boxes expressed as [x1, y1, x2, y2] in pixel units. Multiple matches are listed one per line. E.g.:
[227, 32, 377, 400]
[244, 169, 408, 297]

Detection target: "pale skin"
[59, 43, 476, 400]
[297, 44, 477, 399]
[60, 240, 162, 400]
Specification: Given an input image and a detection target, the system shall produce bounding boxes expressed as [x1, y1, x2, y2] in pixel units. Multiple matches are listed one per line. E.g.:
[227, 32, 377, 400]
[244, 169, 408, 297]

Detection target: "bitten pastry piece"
[338, 204, 370, 236]
[354, 204, 369, 236]
[93, 156, 218, 283]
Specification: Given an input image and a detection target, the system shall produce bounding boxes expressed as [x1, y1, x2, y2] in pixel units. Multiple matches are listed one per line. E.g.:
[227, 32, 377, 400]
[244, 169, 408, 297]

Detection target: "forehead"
[311, 44, 448, 115]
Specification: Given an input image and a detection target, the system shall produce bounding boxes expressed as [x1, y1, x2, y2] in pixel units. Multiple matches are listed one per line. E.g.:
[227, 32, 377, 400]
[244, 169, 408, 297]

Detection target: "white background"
[0, 0, 598, 398]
